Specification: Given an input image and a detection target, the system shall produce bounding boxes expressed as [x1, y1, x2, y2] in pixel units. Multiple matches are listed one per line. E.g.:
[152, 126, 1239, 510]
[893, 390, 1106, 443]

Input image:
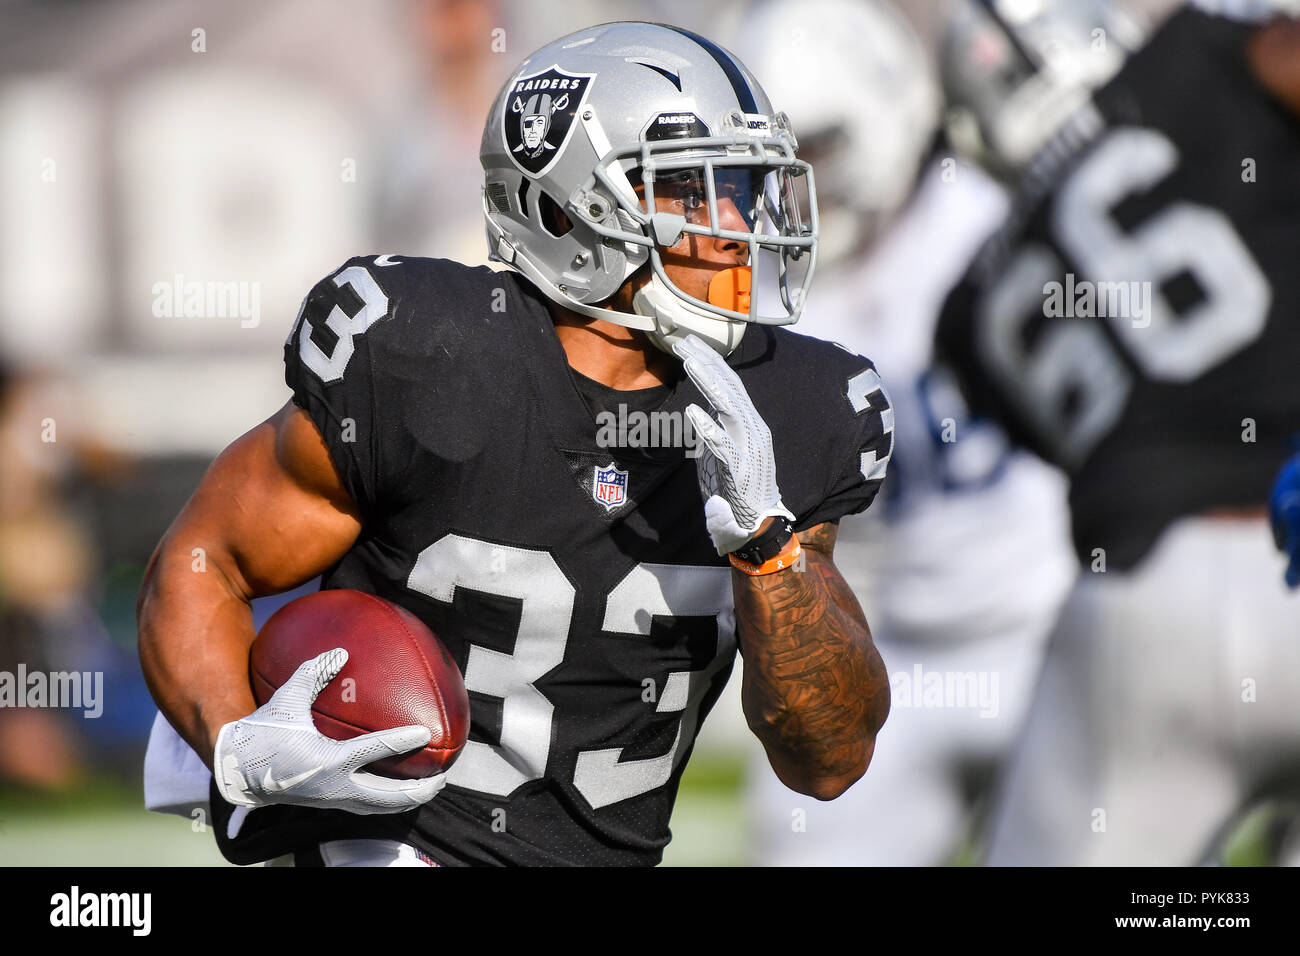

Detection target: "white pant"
[986, 516, 1300, 865]
[266, 839, 438, 867]
[745, 617, 1056, 866]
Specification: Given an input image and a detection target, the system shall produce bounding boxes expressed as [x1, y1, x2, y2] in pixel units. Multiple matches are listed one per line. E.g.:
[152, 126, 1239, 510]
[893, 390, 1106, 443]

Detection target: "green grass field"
[0, 754, 1276, 867]
[0, 754, 749, 867]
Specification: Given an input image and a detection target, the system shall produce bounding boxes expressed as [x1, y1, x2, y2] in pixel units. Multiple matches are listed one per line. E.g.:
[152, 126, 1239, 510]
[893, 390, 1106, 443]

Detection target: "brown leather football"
[249, 589, 468, 779]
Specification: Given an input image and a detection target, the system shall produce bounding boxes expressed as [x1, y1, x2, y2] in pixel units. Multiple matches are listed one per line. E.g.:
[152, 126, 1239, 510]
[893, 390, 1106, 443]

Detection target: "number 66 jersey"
[935, 5, 1300, 573]
[208, 254, 893, 866]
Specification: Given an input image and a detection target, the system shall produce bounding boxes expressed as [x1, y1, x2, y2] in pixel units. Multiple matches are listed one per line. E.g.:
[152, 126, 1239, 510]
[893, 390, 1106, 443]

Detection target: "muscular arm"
[734, 520, 889, 800]
[137, 400, 361, 769]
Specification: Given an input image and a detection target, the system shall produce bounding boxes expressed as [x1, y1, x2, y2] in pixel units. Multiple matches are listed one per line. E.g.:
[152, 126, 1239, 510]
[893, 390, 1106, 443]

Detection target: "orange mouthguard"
[708, 266, 751, 314]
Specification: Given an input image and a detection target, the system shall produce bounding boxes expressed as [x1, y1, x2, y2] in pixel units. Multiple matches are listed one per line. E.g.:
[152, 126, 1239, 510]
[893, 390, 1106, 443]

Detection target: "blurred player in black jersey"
[935, 0, 1300, 865]
[136, 22, 895, 866]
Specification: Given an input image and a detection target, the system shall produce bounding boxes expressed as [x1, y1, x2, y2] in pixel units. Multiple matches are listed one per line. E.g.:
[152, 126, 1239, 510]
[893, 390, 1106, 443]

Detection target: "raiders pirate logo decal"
[502, 65, 594, 177]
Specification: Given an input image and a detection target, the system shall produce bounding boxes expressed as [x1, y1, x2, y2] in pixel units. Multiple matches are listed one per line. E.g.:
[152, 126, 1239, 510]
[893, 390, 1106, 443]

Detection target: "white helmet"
[1189, 0, 1300, 18]
[480, 21, 818, 355]
[734, 0, 941, 268]
[942, 0, 1149, 172]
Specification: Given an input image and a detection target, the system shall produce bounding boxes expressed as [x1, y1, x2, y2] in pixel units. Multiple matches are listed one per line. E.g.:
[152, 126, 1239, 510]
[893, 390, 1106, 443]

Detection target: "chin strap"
[633, 266, 752, 356]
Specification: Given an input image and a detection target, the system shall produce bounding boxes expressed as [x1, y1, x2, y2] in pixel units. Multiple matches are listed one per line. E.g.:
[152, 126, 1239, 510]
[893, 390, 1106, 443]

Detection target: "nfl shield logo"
[593, 462, 628, 511]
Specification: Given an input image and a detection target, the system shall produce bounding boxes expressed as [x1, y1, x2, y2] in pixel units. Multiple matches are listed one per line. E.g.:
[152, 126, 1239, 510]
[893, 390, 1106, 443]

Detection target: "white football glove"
[673, 334, 795, 555]
[213, 648, 445, 816]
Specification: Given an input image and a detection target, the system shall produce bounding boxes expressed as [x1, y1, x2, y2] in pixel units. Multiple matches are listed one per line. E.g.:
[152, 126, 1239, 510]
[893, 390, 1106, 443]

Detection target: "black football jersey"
[209, 253, 893, 866]
[935, 6, 1300, 571]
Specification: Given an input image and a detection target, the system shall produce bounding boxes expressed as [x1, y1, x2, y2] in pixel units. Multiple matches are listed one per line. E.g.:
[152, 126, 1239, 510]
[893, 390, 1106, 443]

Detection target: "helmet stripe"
[656, 24, 759, 114]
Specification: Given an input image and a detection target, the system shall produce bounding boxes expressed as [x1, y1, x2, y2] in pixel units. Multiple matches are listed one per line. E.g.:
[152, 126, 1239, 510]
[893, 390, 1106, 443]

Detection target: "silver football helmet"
[734, 0, 940, 268]
[942, 0, 1149, 172]
[480, 21, 818, 355]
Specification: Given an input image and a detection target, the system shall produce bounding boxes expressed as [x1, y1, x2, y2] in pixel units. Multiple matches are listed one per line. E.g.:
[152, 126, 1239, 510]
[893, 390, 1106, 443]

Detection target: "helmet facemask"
[579, 109, 818, 354]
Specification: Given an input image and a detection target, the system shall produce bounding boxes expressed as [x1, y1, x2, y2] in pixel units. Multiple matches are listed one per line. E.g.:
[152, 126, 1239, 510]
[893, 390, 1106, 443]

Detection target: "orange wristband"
[729, 535, 802, 576]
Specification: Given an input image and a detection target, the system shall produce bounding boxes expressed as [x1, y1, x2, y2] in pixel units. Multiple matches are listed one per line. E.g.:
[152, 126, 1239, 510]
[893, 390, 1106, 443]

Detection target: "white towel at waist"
[143, 710, 211, 819]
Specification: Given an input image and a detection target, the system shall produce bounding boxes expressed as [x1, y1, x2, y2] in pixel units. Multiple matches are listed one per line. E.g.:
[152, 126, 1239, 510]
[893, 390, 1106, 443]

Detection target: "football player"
[734, 0, 1077, 866]
[934, 0, 1300, 865]
[136, 22, 895, 867]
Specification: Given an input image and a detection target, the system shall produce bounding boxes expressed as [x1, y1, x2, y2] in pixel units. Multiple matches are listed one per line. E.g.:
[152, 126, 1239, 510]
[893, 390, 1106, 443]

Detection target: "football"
[249, 589, 469, 779]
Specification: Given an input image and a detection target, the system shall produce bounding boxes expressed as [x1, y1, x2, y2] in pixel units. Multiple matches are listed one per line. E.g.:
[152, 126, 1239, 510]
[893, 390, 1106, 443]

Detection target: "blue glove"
[1269, 453, 1300, 589]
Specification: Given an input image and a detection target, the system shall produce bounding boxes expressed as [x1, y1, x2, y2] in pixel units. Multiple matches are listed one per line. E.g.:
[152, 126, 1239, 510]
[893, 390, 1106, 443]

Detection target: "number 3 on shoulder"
[289, 263, 391, 384]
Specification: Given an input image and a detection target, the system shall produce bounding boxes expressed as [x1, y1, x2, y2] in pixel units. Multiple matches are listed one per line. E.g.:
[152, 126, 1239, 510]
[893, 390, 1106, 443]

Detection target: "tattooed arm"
[734, 520, 889, 800]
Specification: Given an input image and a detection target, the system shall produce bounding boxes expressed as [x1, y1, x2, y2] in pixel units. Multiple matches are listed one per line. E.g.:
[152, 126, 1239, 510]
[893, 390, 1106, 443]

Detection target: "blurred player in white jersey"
[935, 0, 1300, 864]
[734, 0, 1077, 866]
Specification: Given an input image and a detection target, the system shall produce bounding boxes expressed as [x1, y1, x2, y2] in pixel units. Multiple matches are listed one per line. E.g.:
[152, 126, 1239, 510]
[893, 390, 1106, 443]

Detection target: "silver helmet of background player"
[941, 0, 1149, 173]
[734, 0, 940, 269]
[480, 21, 818, 355]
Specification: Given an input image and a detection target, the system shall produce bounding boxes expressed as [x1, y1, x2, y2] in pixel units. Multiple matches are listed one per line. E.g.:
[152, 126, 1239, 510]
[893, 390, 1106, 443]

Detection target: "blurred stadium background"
[1, 0, 856, 867]
[0, 0, 1287, 867]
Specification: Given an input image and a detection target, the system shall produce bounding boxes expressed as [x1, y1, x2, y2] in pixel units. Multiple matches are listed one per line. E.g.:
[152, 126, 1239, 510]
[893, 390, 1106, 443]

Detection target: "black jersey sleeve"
[744, 330, 895, 532]
[933, 240, 1068, 465]
[934, 275, 1005, 441]
[796, 354, 895, 531]
[283, 256, 403, 518]
[283, 255, 518, 520]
